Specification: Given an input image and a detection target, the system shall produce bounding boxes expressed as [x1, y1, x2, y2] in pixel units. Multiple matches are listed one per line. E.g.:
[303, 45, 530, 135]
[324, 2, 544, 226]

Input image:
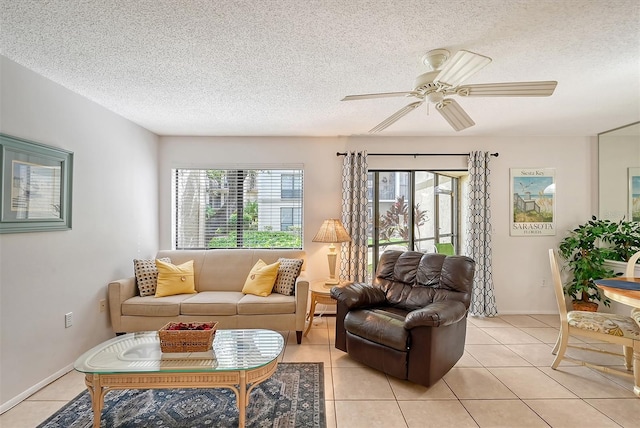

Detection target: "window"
[281, 173, 302, 199]
[368, 170, 460, 277]
[173, 168, 303, 249]
[280, 207, 301, 231]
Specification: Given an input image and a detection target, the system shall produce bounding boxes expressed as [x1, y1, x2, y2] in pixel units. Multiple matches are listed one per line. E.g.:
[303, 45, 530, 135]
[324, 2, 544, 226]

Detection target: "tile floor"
[2, 314, 640, 427]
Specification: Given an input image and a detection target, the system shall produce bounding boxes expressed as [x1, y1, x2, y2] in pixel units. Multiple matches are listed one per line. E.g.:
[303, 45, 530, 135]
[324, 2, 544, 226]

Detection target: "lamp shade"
[312, 219, 351, 243]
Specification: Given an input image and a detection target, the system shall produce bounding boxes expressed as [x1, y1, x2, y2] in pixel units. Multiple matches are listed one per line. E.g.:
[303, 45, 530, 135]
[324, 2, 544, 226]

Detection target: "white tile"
[584, 398, 640, 427]
[500, 314, 549, 328]
[443, 368, 517, 399]
[488, 367, 576, 399]
[506, 343, 561, 367]
[0, 400, 68, 428]
[467, 316, 511, 327]
[530, 314, 561, 328]
[332, 367, 395, 400]
[465, 344, 532, 367]
[524, 399, 621, 428]
[465, 326, 500, 344]
[454, 351, 483, 368]
[335, 400, 407, 428]
[462, 399, 549, 427]
[282, 343, 332, 366]
[483, 327, 542, 344]
[388, 377, 456, 400]
[538, 366, 636, 398]
[27, 370, 86, 401]
[399, 400, 478, 428]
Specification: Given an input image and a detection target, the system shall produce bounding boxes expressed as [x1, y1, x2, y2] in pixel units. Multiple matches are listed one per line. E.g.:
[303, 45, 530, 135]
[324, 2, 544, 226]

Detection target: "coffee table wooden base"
[84, 359, 279, 428]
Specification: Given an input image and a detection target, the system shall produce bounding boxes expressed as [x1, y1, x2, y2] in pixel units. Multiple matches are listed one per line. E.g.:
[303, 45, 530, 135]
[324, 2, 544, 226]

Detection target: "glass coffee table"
[74, 329, 284, 428]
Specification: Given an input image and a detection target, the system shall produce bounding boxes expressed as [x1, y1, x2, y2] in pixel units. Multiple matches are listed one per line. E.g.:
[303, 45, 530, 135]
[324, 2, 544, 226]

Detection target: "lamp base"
[324, 278, 340, 286]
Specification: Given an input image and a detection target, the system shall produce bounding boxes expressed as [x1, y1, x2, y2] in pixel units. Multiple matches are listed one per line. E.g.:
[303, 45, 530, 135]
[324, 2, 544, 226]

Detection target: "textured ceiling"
[1, 0, 639, 137]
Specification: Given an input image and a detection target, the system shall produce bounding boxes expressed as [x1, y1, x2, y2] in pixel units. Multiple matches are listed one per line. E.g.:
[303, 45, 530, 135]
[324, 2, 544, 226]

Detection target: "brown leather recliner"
[331, 250, 475, 387]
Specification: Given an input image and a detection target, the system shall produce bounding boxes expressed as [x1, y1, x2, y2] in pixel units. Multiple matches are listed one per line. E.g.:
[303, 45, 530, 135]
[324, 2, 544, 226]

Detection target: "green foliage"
[599, 218, 640, 262]
[379, 195, 428, 242]
[558, 216, 640, 305]
[208, 230, 301, 249]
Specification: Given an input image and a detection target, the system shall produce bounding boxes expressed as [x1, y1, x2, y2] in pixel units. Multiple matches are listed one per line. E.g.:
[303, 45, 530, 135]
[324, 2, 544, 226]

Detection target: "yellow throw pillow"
[242, 259, 281, 297]
[155, 259, 197, 297]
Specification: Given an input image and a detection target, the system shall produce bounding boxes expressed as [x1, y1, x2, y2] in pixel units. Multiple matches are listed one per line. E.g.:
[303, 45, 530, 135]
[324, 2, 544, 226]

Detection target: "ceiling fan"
[341, 49, 558, 132]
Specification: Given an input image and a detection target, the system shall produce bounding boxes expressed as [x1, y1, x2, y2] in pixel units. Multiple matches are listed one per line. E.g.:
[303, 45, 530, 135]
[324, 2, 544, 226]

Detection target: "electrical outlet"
[99, 299, 107, 313]
[541, 279, 547, 287]
[65, 312, 73, 328]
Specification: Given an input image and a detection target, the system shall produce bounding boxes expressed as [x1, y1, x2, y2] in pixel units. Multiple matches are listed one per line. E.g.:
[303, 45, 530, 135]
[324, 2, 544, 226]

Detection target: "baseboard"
[0, 364, 74, 414]
[469, 310, 559, 316]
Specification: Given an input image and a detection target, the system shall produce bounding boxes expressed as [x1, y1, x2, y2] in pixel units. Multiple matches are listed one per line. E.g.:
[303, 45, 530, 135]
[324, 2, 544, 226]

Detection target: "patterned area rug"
[37, 362, 325, 428]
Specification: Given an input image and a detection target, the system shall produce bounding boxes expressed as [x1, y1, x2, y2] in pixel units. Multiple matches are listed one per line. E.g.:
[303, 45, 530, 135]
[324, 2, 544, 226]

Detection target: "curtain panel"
[339, 151, 369, 283]
[465, 151, 498, 316]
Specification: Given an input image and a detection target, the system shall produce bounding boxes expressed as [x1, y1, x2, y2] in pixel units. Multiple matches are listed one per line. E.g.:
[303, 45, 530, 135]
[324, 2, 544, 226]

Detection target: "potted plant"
[558, 217, 616, 311]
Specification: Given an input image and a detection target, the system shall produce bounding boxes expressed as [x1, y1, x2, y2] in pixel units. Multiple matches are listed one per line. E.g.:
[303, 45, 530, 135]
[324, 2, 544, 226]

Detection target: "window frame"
[172, 168, 303, 250]
[368, 169, 461, 276]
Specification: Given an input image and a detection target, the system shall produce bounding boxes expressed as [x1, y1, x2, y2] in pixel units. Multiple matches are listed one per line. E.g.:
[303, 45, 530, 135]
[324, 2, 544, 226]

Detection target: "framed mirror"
[598, 122, 640, 221]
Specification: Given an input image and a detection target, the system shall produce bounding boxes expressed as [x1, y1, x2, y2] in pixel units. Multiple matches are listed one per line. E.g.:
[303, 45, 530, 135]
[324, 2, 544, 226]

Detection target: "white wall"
[159, 134, 596, 315]
[0, 57, 160, 410]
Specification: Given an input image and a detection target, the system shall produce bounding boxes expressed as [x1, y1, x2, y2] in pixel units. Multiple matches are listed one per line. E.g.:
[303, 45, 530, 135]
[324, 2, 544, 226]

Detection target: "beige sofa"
[108, 249, 309, 343]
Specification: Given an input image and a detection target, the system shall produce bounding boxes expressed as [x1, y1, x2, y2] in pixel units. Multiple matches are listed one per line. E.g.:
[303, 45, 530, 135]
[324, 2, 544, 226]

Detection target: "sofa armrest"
[108, 277, 136, 333]
[404, 301, 467, 329]
[330, 283, 387, 310]
[294, 272, 310, 333]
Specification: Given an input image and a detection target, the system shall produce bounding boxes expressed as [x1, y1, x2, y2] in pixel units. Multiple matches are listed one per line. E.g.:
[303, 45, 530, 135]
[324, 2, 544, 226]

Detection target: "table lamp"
[312, 219, 352, 285]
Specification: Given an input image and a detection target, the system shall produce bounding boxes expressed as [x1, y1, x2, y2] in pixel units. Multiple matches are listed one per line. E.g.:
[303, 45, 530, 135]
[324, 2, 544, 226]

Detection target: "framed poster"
[630, 167, 640, 222]
[510, 168, 555, 236]
[0, 134, 73, 233]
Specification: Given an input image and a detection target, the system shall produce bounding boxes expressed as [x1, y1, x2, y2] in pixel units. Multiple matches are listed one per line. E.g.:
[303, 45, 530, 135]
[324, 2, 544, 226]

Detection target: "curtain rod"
[336, 152, 499, 158]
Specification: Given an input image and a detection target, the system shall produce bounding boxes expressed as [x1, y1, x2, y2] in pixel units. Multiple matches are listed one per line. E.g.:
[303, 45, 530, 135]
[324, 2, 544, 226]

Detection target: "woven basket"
[158, 321, 217, 353]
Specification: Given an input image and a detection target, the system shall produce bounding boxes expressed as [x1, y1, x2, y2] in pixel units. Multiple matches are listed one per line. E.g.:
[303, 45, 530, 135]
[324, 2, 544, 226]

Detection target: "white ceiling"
[1, 0, 639, 137]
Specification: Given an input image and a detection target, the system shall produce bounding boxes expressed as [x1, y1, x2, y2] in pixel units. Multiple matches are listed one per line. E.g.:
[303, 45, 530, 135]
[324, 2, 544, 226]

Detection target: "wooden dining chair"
[626, 250, 640, 277]
[548, 249, 639, 375]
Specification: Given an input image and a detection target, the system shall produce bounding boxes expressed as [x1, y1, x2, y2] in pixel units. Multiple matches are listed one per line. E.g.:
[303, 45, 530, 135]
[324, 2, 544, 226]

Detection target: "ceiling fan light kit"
[342, 48, 558, 133]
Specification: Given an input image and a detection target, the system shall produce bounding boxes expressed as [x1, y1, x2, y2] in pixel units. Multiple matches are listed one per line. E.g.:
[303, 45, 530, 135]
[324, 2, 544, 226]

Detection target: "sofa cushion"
[242, 259, 280, 296]
[273, 258, 304, 295]
[122, 294, 193, 317]
[155, 259, 197, 297]
[133, 257, 171, 297]
[180, 291, 243, 316]
[237, 293, 296, 315]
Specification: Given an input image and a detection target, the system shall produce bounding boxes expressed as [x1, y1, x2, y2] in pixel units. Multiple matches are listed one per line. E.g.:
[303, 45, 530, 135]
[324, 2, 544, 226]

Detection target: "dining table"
[595, 276, 640, 397]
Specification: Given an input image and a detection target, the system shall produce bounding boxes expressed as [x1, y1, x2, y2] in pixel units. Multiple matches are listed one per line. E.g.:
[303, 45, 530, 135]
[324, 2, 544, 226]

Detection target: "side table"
[304, 280, 348, 337]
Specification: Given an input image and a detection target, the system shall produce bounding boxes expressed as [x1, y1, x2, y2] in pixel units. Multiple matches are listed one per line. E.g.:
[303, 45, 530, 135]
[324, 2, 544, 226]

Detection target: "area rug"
[37, 362, 325, 428]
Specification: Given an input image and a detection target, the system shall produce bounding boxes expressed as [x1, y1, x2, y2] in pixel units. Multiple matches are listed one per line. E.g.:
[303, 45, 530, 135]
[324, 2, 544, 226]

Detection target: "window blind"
[173, 168, 303, 249]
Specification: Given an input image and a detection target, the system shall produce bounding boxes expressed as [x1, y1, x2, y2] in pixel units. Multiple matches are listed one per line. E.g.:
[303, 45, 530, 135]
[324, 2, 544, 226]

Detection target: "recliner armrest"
[404, 301, 467, 328]
[330, 283, 386, 310]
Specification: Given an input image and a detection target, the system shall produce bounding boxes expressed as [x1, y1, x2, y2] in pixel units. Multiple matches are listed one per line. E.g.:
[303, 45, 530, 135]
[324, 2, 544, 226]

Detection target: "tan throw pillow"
[273, 258, 303, 296]
[155, 259, 197, 297]
[242, 259, 281, 297]
[133, 257, 171, 297]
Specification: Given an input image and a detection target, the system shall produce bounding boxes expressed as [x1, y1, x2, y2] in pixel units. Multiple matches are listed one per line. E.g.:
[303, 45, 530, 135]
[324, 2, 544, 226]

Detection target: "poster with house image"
[630, 168, 640, 222]
[510, 168, 555, 236]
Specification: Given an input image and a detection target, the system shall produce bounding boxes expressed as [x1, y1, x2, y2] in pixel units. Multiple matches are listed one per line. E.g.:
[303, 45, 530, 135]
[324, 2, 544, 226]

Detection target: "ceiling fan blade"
[436, 99, 475, 132]
[342, 91, 418, 101]
[435, 50, 492, 89]
[369, 101, 423, 133]
[457, 81, 558, 97]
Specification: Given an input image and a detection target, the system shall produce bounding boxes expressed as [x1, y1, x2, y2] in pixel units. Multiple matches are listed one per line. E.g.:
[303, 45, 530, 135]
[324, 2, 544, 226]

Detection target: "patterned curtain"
[339, 151, 369, 283]
[465, 151, 498, 317]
